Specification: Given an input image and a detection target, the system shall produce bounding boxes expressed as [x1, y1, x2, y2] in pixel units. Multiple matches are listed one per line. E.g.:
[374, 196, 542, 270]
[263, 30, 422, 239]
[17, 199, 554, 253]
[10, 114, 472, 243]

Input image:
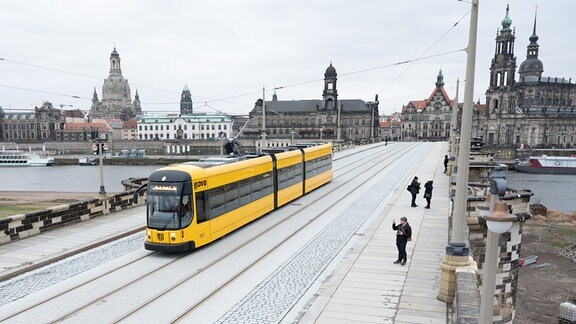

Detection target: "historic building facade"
[244, 63, 380, 149]
[473, 5, 576, 151]
[90, 48, 142, 121]
[0, 101, 64, 142]
[401, 70, 454, 142]
[137, 114, 233, 141]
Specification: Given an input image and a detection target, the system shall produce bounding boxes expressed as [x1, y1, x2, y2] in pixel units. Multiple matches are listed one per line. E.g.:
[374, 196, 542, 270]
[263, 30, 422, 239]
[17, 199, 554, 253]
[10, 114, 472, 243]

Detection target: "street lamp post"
[438, 0, 478, 304]
[96, 134, 107, 196]
[320, 126, 324, 141]
[290, 128, 295, 145]
[476, 170, 515, 323]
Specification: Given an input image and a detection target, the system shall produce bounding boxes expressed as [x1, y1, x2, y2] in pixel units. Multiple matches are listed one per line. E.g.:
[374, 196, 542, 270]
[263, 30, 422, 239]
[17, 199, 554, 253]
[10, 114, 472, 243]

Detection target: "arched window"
[328, 99, 335, 110]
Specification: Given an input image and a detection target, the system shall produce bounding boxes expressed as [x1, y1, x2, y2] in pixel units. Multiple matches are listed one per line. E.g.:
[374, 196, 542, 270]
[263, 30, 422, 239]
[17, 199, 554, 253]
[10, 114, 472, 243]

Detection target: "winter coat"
[392, 222, 412, 243]
[424, 181, 433, 199]
[408, 179, 420, 195]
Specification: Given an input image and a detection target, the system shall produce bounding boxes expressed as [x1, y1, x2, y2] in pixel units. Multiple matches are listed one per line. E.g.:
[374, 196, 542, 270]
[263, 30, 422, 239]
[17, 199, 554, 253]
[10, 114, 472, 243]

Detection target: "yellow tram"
[137, 143, 333, 252]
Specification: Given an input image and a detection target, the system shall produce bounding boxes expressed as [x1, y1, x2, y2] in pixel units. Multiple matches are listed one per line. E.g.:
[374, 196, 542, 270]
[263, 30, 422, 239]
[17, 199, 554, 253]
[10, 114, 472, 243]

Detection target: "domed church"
[90, 47, 142, 121]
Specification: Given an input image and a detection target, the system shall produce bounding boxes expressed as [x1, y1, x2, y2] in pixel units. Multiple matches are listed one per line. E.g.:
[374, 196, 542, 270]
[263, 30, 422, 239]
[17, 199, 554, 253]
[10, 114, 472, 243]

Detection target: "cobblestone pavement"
[0, 233, 143, 306]
[215, 146, 425, 324]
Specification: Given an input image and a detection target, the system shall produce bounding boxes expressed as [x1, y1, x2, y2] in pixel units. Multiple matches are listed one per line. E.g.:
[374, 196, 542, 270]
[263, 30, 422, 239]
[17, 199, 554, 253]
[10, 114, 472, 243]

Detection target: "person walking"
[424, 180, 433, 209]
[392, 217, 412, 265]
[407, 176, 420, 207]
[443, 155, 449, 173]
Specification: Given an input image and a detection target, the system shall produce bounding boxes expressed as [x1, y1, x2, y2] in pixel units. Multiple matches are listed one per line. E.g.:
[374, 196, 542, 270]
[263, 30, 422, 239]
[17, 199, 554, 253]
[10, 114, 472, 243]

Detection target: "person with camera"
[392, 217, 412, 266]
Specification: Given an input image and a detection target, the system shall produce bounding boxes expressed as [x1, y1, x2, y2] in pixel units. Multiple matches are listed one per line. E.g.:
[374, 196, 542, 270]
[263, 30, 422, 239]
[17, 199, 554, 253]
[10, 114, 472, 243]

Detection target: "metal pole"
[480, 226, 498, 323]
[450, 78, 460, 158]
[337, 103, 342, 141]
[451, 0, 479, 247]
[261, 86, 267, 151]
[98, 141, 106, 196]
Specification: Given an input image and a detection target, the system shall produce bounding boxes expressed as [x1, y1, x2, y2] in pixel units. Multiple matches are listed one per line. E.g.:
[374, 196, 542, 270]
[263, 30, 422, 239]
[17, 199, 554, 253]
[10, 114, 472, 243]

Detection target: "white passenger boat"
[515, 155, 576, 175]
[0, 150, 55, 167]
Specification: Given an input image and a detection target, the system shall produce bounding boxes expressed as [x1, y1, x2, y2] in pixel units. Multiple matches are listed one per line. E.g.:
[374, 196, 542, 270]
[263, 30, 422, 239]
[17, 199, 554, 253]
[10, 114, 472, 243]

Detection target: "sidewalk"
[0, 206, 145, 281]
[300, 142, 450, 323]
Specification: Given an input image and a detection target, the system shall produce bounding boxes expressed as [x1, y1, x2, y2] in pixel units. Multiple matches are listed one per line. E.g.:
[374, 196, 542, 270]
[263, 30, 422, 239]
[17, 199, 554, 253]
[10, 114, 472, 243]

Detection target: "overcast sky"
[1, 0, 574, 116]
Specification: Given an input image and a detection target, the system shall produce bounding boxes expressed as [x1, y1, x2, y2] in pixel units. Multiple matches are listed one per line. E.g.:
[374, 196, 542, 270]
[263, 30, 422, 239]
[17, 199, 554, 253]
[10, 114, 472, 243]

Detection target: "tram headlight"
[146, 230, 151, 240]
[170, 232, 176, 241]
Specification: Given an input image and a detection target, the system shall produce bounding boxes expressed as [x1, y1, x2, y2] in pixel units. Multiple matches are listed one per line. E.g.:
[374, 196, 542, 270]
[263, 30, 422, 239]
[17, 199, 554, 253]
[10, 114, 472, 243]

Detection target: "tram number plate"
[156, 233, 164, 241]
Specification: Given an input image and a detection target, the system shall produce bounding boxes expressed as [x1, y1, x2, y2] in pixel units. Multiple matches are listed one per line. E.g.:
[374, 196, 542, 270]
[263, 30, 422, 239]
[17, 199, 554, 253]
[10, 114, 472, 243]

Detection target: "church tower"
[486, 4, 517, 115]
[180, 85, 193, 115]
[519, 9, 544, 82]
[322, 62, 338, 110]
[489, 4, 517, 90]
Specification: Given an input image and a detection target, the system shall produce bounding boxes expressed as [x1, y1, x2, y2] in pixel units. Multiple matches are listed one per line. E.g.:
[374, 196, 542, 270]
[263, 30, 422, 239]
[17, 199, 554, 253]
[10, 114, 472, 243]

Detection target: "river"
[1, 165, 574, 213]
[0, 165, 160, 194]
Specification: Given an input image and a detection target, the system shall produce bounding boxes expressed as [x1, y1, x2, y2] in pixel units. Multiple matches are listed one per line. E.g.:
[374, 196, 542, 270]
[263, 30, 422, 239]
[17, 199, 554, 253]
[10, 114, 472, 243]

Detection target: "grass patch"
[0, 202, 61, 219]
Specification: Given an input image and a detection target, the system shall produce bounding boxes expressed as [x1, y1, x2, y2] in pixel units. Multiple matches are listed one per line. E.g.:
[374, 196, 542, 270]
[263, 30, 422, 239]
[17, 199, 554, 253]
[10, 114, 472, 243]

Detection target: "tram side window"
[238, 178, 251, 206]
[224, 182, 239, 211]
[251, 177, 262, 200]
[210, 187, 226, 218]
[195, 191, 207, 223]
[262, 172, 273, 196]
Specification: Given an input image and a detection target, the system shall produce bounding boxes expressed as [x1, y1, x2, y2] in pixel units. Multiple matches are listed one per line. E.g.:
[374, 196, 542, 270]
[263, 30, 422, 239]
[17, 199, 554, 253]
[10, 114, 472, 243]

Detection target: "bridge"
[0, 142, 451, 323]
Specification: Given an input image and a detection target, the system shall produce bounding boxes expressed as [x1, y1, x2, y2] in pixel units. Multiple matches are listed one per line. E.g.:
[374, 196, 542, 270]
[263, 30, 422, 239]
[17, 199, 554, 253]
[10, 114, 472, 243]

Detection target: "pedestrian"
[392, 217, 412, 265]
[424, 180, 433, 209]
[407, 176, 420, 207]
[443, 155, 449, 173]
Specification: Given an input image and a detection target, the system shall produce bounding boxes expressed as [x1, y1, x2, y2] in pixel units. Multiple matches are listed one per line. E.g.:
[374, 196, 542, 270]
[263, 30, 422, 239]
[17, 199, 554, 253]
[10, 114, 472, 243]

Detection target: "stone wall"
[0, 181, 147, 246]
[454, 268, 481, 323]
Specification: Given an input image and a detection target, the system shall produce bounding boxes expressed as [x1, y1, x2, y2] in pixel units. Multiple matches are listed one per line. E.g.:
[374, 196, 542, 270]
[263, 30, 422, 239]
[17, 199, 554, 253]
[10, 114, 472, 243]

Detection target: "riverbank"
[0, 191, 100, 218]
[52, 156, 198, 166]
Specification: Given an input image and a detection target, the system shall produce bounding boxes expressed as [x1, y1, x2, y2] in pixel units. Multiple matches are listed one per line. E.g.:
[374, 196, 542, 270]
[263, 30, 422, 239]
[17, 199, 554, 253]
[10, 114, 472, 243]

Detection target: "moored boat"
[515, 155, 576, 175]
[0, 150, 55, 167]
[78, 157, 98, 166]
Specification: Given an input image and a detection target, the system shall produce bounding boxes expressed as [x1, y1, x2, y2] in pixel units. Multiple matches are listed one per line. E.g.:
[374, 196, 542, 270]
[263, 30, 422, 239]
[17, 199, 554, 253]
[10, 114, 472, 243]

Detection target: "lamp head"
[484, 201, 516, 234]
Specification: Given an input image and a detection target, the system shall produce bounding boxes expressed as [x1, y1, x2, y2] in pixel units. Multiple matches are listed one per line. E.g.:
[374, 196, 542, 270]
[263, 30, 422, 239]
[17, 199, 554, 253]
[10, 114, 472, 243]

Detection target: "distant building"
[122, 117, 138, 140]
[137, 114, 233, 141]
[59, 122, 111, 142]
[401, 70, 455, 142]
[90, 48, 142, 121]
[379, 112, 402, 141]
[244, 63, 380, 149]
[180, 85, 193, 115]
[0, 101, 64, 142]
[474, 5, 576, 152]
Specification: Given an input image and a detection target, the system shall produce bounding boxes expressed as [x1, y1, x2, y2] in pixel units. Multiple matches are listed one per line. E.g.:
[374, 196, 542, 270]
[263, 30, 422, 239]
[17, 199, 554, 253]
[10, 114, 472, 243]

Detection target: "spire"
[109, 46, 121, 75]
[529, 6, 539, 43]
[92, 87, 99, 102]
[501, 3, 512, 30]
[436, 69, 444, 87]
[135, 89, 140, 100]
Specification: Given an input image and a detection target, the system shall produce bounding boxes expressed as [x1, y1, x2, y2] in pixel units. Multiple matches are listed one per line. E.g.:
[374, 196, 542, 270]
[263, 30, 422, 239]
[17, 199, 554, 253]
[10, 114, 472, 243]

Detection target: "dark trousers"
[425, 197, 431, 208]
[396, 240, 407, 262]
[411, 193, 417, 206]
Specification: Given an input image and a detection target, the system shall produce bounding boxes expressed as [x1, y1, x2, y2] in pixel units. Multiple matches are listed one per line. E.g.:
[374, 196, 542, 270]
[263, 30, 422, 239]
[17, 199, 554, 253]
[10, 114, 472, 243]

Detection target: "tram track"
[115, 143, 418, 323]
[0, 143, 418, 323]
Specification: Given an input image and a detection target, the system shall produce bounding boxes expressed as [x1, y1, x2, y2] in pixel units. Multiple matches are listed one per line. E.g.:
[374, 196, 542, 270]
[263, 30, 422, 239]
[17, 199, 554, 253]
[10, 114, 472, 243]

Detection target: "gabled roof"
[402, 86, 454, 112]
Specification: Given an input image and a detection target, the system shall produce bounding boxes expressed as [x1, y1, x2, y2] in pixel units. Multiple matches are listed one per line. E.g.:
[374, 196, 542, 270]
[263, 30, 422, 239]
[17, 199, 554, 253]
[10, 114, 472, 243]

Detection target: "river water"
[0, 165, 574, 213]
[0, 165, 160, 194]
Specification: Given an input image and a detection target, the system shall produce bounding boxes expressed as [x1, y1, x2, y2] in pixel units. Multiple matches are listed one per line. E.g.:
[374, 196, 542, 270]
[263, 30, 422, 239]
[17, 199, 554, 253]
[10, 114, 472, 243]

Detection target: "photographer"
[392, 217, 412, 266]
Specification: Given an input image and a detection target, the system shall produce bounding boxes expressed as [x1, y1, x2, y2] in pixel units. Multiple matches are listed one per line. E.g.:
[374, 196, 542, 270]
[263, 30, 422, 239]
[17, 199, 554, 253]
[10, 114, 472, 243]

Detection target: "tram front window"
[148, 194, 181, 230]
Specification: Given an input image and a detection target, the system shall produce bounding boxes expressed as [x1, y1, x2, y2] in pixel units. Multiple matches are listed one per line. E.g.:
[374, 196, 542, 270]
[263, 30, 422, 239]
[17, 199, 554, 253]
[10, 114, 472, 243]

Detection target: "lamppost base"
[437, 243, 473, 304]
[99, 186, 106, 196]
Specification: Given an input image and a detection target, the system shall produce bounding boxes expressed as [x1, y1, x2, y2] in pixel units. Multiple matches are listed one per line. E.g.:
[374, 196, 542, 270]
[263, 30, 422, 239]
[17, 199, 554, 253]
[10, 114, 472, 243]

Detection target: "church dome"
[519, 58, 543, 75]
[325, 63, 337, 77]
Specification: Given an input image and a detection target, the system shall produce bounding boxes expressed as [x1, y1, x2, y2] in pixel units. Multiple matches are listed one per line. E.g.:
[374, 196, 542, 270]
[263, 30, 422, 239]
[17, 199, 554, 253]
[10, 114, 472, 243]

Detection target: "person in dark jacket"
[392, 217, 412, 265]
[424, 180, 433, 209]
[443, 155, 449, 173]
[407, 176, 420, 207]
